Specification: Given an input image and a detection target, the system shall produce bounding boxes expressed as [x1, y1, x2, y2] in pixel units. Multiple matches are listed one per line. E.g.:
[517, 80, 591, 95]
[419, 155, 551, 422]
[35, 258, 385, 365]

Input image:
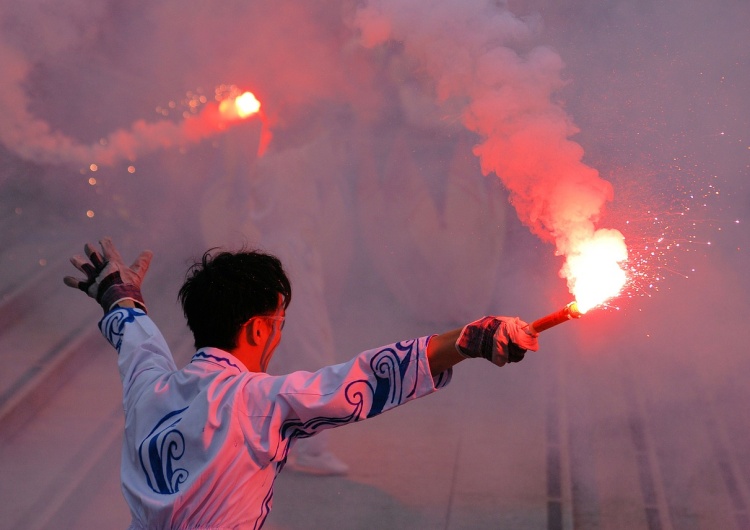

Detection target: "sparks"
[602, 160, 740, 306]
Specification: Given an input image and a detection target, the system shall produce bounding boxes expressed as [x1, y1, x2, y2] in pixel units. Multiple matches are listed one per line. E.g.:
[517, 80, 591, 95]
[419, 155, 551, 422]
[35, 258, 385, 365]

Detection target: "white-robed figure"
[64, 237, 538, 529]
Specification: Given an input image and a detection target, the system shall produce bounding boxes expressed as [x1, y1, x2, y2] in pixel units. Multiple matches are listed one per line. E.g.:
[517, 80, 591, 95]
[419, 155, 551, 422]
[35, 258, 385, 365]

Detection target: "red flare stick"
[527, 301, 582, 334]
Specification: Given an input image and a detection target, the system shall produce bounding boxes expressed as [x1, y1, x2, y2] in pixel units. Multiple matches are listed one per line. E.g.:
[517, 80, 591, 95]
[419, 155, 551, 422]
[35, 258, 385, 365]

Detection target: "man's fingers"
[512, 331, 539, 352]
[130, 250, 153, 278]
[84, 242, 105, 270]
[63, 275, 90, 292]
[99, 237, 124, 264]
[63, 276, 80, 289]
[81, 262, 97, 278]
[70, 255, 97, 277]
[507, 342, 527, 363]
[499, 317, 539, 353]
[70, 256, 100, 280]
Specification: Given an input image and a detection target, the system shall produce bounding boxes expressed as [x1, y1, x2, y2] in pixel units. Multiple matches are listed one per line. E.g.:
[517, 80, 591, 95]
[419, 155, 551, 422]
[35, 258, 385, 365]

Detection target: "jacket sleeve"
[99, 308, 178, 408]
[239, 335, 452, 464]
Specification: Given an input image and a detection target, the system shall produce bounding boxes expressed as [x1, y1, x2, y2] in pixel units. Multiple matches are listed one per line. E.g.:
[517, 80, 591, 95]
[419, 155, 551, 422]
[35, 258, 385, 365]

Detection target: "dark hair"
[178, 249, 292, 350]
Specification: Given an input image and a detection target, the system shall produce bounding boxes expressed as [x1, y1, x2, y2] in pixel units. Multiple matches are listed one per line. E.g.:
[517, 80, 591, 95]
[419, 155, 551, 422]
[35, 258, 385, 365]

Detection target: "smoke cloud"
[353, 0, 628, 305]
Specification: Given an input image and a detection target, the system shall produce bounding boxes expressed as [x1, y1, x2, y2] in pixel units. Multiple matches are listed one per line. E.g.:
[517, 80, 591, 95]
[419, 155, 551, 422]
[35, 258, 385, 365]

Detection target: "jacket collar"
[191, 347, 249, 374]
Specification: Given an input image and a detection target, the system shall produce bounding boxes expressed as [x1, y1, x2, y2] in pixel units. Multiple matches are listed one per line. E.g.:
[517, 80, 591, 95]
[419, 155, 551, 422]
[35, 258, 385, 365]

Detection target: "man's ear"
[245, 317, 266, 346]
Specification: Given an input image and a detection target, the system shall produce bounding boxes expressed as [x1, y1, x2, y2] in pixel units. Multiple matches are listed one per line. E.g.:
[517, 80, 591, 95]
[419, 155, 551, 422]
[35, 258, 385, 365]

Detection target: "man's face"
[259, 296, 285, 372]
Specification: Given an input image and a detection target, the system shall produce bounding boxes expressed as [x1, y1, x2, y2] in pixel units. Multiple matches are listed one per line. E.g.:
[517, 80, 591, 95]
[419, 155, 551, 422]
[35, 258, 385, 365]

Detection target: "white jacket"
[99, 308, 452, 529]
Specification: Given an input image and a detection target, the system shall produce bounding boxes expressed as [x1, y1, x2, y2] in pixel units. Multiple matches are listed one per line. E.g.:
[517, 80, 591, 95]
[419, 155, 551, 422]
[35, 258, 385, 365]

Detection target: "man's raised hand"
[64, 237, 153, 313]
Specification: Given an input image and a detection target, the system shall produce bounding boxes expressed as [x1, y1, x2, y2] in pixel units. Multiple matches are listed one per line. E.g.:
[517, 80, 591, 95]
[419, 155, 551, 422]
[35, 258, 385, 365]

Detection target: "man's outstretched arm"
[426, 328, 464, 376]
[64, 238, 177, 398]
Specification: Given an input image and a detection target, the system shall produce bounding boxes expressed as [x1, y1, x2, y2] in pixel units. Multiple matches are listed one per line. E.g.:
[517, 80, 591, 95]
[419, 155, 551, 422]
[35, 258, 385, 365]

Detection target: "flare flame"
[219, 91, 261, 120]
[562, 229, 629, 313]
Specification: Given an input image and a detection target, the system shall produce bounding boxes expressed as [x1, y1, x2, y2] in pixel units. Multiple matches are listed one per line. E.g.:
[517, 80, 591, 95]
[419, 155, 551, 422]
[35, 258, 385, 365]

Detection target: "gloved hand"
[455, 316, 539, 366]
[63, 237, 153, 313]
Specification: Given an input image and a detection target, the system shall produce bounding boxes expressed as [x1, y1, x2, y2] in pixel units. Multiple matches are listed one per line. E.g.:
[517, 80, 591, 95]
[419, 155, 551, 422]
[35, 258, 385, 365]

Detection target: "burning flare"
[561, 229, 628, 313]
[525, 231, 627, 336]
[527, 301, 582, 334]
[219, 91, 261, 120]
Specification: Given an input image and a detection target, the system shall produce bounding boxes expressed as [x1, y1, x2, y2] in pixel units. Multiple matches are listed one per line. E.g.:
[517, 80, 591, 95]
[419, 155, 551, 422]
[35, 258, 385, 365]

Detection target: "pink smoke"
[354, 0, 628, 303]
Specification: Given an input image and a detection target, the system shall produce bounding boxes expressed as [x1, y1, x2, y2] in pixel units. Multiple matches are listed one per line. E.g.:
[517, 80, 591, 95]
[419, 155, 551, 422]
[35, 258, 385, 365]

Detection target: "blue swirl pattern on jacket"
[99, 307, 142, 352]
[139, 407, 190, 494]
[280, 340, 421, 442]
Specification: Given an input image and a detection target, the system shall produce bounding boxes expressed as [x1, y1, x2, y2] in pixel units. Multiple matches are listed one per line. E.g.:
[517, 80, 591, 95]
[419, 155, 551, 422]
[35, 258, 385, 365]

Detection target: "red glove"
[64, 237, 152, 313]
[455, 316, 539, 366]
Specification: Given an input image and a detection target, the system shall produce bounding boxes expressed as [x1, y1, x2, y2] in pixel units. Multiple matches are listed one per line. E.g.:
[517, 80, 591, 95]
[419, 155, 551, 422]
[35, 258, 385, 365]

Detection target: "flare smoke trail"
[353, 0, 628, 302]
[2, 38, 255, 168]
[0, 4, 263, 168]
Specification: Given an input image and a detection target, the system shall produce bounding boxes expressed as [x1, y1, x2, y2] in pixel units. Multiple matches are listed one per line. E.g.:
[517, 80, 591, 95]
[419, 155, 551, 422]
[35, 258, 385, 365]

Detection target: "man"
[64, 237, 538, 529]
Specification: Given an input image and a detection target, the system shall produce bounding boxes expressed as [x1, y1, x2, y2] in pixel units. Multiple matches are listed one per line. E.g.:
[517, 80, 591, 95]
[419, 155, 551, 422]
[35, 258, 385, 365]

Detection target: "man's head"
[178, 249, 292, 352]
